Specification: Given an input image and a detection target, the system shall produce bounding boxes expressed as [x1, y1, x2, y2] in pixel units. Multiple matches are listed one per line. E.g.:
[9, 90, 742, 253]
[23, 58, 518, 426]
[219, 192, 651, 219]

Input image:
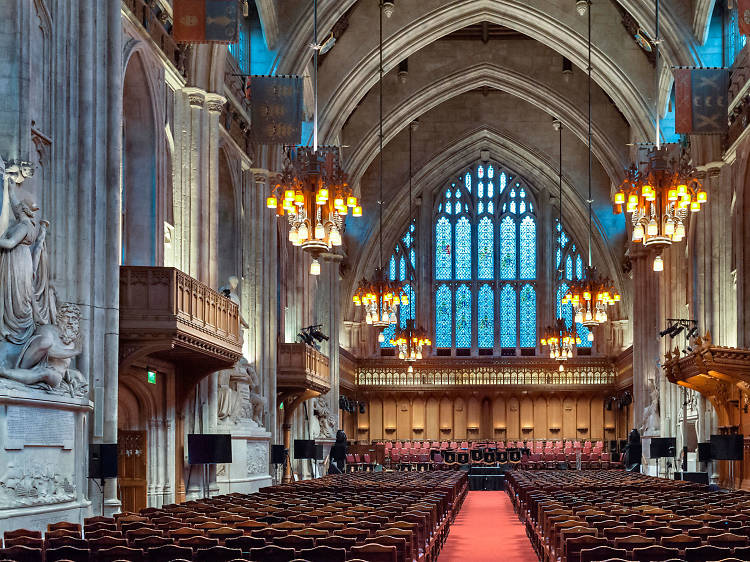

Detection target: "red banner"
[174, 0, 238, 44]
[673, 69, 692, 134]
[739, 0, 750, 36]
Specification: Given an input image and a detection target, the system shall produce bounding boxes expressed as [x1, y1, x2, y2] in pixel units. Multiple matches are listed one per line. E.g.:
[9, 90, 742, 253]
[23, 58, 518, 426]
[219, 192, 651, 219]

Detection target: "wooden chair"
[631, 545, 680, 561]
[375, 528, 414, 562]
[579, 545, 627, 562]
[45, 536, 88, 550]
[659, 533, 701, 550]
[176, 535, 219, 551]
[84, 528, 123, 540]
[364, 536, 407, 562]
[613, 535, 656, 552]
[125, 527, 163, 542]
[131, 535, 172, 549]
[708, 532, 749, 548]
[565, 535, 608, 562]
[252, 527, 288, 540]
[3, 536, 43, 549]
[733, 545, 750, 559]
[91, 545, 143, 561]
[334, 527, 369, 542]
[0, 545, 43, 562]
[683, 544, 732, 561]
[643, 527, 681, 540]
[298, 545, 347, 562]
[272, 534, 315, 550]
[47, 521, 82, 534]
[87, 536, 128, 551]
[224, 535, 266, 551]
[3, 529, 41, 542]
[688, 526, 723, 540]
[206, 526, 244, 543]
[145, 543, 194, 562]
[350, 543, 398, 562]
[45, 528, 80, 540]
[317, 535, 356, 550]
[192, 545, 245, 561]
[290, 528, 328, 540]
[45, 545, 90, 562]
[169, 527, 204, 539]
[235, 519, 267, 533]
[247, 544, 296, 562]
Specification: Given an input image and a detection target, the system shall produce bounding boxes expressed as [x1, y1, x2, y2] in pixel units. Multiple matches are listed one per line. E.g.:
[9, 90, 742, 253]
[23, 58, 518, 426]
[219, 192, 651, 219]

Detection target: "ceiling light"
[382, 1, 395, 18]
[576, 0, 589, 16]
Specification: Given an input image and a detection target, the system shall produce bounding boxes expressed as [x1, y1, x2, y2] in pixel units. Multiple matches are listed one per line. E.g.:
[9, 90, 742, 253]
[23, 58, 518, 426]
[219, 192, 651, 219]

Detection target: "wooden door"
[118, 430, 147, 513]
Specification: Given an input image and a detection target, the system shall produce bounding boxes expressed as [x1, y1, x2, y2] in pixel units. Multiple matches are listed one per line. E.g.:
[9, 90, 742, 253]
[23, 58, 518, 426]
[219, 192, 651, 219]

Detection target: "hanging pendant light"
[353, 1, 407, 338]
[562, 0, 619, 331]
[266, 0, 362, 274]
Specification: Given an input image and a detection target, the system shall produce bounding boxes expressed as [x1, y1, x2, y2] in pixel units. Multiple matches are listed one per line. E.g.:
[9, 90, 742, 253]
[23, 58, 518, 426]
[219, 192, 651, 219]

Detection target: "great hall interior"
[2, 0, 750, 561]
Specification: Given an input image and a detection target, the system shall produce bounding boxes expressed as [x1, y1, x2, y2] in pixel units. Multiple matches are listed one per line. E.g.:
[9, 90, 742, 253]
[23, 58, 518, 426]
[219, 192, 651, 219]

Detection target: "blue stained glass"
[478, 182, 484, 199]
[488, 165, 494, 179]
[455, 202, 461, 213]
[455, 284, 471, 348]
[520, 284, 536, 347]
[389, 255, 396, 281]
[510, 201, 516, 214]
[446, 202, 452, 215]
[519, 201, 526, 214]
[529, 203, 533, 212]
[435, 284, 452, 347]
[438, 203, 443, 212]
[500, 216, 516, 279]
[409, 223, 415, 233]
[500, 284, 516, 348]
[456, 190, 461, 198]
[499, 172, 507, 194]
[478, 201, 484, 214]
[520, 216, 536, 279]
[577, 323, 592, 348]
[399, 255, 406, 281]
[446, 190, 452, 198]
[478, 216, 494, 280]
[410, 248, 415, 269]
[556, 247, 561, 269]
[560, 230, 569, 248]
[576, 254, 583, 280]
[455, 216, 471, 280]
[571, 244, 576, 252]
[519, 188, 526, 198]
[402, 230, 413, 247]
[487, 181, 494, 198]
[565, 254, 573, 281]
[477, 165, 484, 179]
[465, 174, 471, 192]
[400, 285, 415, 328]
[488, 201, 494, 214]
[557, 282, 572, 328]
[510, 189, 516, 198]
[478, 284, 494, 348]
[380, 323, 395, 348]
[435, 216, 452, 280]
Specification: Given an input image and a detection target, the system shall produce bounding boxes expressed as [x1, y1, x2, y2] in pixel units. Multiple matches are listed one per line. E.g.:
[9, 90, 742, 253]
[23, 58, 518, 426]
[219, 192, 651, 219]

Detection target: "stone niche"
[0, 388, 92, 533]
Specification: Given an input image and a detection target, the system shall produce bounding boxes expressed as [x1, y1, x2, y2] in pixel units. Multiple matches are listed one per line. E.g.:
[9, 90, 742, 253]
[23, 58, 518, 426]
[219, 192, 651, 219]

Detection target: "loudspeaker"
[710, 434, 744, 461]
[650, 437, 677, 458]
[359, 402, 366, 414]
[89, 444, 118, 479]
[314, 444, 325, 461]
[187, 434, 232, 464]
[294, 439, 316, 459]
[271, 444, 286, 464]
[674, 471, 709, 485]
[698, 442, 712, 463]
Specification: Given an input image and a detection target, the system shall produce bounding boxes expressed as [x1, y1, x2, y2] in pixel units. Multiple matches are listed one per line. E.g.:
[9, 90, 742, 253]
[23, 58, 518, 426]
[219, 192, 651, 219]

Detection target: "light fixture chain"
[378, 0, 384, 271]
[587, 0, 593, 268]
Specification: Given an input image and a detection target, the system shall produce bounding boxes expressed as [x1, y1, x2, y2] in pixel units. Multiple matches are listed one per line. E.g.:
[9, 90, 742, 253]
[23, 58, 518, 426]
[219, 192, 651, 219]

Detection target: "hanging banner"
[673, 68, 728, 134]
[739, 0, 750, 36]
[250, 76, 303, 145]
[173, 0, 239, 44]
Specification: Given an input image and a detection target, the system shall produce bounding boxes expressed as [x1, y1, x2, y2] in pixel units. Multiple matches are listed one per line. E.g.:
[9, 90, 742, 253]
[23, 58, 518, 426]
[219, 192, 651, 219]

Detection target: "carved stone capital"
[205, 93, 227, 113]
[183, 87, 207, 108]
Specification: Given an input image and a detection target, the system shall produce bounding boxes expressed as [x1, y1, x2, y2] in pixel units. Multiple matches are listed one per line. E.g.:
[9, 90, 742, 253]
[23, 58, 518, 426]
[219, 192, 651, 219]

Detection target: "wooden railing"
[277, 343, 331, 395]
[122, 0, 184, 74]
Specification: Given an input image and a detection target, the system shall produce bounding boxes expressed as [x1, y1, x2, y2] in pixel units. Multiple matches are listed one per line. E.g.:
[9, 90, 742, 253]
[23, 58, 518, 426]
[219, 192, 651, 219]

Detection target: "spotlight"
[669, 325, 684, 338]
[659, 326, 672, 337]
[686, 325, 698, 338]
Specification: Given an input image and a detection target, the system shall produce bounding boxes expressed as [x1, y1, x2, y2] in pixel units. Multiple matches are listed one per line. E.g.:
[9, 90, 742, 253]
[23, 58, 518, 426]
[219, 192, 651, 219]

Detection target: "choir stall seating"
[0, 471, 467, 562]
[507, 470, 750, 562]
[377, 440, 622, 471]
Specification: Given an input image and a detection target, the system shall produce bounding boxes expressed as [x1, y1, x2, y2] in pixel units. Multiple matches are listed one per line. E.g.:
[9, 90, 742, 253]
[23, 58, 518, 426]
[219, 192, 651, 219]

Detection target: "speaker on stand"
[89, 443, 118, 515]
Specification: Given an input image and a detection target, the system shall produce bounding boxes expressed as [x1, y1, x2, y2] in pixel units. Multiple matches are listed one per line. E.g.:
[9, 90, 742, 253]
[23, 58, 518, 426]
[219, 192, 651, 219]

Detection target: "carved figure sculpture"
[312, 396, 337, 439]
[640, 376, 661, 436]
[217, 357, 265, 426]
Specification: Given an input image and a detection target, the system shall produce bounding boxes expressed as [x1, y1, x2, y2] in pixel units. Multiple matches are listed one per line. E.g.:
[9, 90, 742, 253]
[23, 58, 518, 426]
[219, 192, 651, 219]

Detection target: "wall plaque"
[5, 406, 75, 450]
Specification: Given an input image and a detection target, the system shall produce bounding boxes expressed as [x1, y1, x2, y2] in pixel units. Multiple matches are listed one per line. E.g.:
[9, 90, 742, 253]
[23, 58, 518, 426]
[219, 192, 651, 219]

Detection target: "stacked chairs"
[507, 470, 750, 562]
[1, 471, 467, 562]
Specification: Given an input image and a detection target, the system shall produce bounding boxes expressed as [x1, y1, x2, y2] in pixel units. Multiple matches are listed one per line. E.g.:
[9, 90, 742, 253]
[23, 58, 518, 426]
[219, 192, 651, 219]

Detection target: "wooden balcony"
[119, 267, 242, 374]
[277, 343, 331, 396]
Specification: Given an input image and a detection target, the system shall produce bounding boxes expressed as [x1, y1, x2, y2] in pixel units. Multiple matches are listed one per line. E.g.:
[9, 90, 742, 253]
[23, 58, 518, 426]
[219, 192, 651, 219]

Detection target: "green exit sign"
[147, 369, 157, 384]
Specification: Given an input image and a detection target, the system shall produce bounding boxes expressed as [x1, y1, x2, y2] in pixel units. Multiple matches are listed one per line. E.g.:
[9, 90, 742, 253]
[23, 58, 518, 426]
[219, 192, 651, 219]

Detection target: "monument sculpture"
[0, 157, 86, 397]
[217, 357, 264, 426]
[640, 376, 661, 436]
[312, 396, 337, 440]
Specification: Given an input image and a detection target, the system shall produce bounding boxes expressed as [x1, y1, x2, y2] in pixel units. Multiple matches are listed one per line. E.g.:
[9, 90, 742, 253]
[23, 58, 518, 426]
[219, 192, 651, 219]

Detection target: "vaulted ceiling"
[258, 0, 712, 299]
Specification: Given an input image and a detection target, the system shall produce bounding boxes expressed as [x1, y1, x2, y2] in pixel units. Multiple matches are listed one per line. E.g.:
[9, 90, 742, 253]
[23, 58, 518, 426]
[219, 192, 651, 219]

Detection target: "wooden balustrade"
[277, 343, 331, 395]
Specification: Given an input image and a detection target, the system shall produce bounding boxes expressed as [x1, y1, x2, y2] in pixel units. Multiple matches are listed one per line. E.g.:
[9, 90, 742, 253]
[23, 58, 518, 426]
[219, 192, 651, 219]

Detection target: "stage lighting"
[669, 325, 684, 338]
[659, 326, 672, 337]
[686, 325, 698, 338]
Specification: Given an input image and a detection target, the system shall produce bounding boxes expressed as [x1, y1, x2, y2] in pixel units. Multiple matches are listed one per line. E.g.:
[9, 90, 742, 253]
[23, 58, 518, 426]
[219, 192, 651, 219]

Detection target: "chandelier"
[614, 148, 705, 271]
[540, 319, 580, 369]
[353, 268, 405, 328]
[268, 146, 361, 274]
[563, 267, 620, 331]
[391, 320, 431, 362]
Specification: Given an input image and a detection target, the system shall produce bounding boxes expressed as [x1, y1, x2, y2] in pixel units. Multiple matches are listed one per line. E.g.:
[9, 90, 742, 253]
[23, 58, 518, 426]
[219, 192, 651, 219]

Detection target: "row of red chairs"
[381, 440, 607, 451]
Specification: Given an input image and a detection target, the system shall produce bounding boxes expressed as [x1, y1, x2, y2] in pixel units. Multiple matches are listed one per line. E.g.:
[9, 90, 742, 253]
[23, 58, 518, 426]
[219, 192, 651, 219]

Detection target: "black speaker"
[294, 439, 316, 459]
[650, 437, 677, 458]
[359, 402, 366, 414]
[271, 444, 286, 464]
[314, 444, 325, 461]
[89, 444, 118, 479]
[674, 471, 709, 485]
[187, 434, 232, 464]
[698, 442, 712, 463]
[710, 434, 744, 460]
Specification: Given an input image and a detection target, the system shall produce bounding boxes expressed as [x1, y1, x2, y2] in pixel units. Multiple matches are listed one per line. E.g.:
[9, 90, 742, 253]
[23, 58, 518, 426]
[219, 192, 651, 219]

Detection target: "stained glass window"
[400, 285, 415, 329]
[455, 284, 471, 348]
[500, 284, 516, 348]
[520, 216, 536, 279]
[435, 216, 451, 280]
[435, 284, 452, 348]
[577, 323, 592, 348]
[520, 284, 536, 347]
[455, 216, 471, 280]
[500, 216, 516, 279]
[380, 323, 395, 348]
[554, 219, 593, 348]
[478, 216, 493, 280]
[576, 254, 583, 280]
[381, 220, 417, 348]
[478, 284, 494, 348]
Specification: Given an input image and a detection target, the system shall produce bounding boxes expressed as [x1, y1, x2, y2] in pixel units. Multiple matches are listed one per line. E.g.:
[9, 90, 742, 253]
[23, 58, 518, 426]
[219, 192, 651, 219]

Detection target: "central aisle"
[439, 490, 538, 561]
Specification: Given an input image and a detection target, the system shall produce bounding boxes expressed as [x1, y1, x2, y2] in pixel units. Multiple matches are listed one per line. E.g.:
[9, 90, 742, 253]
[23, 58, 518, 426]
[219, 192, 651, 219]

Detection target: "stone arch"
[122, 51, 157, 266]
[218, 148, 241, 284]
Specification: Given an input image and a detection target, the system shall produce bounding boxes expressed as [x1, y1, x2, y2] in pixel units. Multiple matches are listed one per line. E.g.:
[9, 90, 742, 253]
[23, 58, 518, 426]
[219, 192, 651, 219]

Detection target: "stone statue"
[217, 357, 264, 427]
[312, 396, 337, 440]
[219, 275, 248, 330]
[640, 376, 660, 436]
[0, 160, 85, 395]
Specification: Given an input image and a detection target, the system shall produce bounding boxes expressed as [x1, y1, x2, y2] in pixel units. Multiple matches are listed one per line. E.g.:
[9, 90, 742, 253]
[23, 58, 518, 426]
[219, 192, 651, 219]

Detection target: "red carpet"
[439, 490, 538, 561]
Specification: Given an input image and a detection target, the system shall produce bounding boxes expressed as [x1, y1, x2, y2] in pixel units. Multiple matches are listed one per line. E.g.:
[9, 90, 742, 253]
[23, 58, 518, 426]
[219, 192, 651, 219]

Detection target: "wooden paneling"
[412, 397, 425, 441]
[481, 397, 492, 439]
[467, 397, 481, 440]
[549, 396, 562, 434]
[507, 397, 520, 440]
[369, 397, 383, 441]
[520, 396, 534, 441]
[591, 397, 604, 440]
[454, 397, 467, 440]
[493, 395, 507, 442]
[426, 397, 439, 441]
[562, 397, 576, 440]
[577, 396, 591, 440]
[397, 398, 411, 441]
[439, 396, 453, 440]
[534, 396, 548, 441]
[383, 397, 397, 440]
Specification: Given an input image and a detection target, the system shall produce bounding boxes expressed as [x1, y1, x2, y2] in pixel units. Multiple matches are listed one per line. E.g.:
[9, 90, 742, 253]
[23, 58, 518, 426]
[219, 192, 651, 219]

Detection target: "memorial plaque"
[6, 406, 75, 450]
